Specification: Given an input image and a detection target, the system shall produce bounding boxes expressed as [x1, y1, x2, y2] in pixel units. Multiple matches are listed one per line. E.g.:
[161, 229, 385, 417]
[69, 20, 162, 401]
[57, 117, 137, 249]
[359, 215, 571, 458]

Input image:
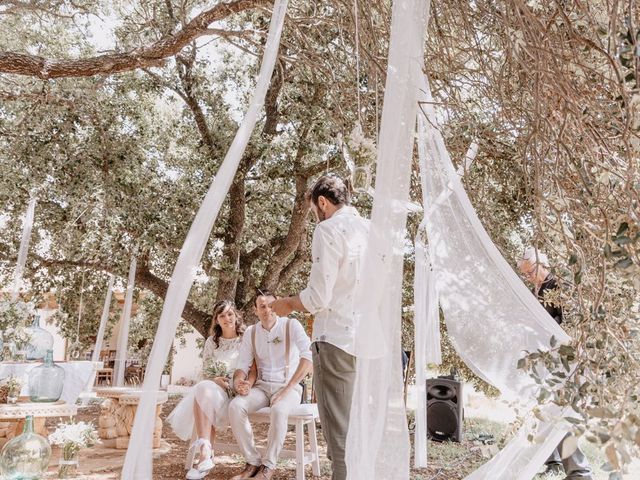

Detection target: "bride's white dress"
[167, 336, 242, 441]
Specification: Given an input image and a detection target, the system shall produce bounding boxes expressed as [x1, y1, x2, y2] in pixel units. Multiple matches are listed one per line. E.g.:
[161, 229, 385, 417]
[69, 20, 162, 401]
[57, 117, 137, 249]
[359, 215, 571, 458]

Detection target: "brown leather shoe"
[229, 463, 260, 479]
[253, 465, 275, 480]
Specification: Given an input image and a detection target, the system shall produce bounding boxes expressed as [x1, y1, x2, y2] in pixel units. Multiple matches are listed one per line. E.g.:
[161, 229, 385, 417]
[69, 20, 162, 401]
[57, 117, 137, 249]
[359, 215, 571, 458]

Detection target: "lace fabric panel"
[417, 74, 572, 479]
[344, 1, 429, 479]
[202, 336, 242, 375]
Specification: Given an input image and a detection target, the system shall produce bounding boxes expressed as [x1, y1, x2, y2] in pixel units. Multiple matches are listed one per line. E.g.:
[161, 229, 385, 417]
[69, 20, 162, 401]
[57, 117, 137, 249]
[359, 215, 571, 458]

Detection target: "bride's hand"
[213, 377, 229, 390]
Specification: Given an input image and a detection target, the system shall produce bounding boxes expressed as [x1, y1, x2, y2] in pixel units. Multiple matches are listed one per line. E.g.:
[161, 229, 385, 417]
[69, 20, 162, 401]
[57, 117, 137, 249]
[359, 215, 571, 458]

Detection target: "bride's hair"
[209, 300, 245, 347]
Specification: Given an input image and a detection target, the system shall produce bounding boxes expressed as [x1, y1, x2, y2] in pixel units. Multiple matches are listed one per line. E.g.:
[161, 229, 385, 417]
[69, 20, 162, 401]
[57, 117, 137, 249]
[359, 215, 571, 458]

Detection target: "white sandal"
[186, 438, 214, 479]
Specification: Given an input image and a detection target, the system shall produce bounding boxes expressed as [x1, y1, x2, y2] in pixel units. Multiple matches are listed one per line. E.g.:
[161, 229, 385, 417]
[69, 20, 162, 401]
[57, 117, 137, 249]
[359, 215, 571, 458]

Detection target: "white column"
[113, 257, 136, 387]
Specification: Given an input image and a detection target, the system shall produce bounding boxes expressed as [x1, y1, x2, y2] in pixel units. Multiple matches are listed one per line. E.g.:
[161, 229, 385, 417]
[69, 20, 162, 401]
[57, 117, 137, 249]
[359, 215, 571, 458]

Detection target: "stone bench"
[186, 403, 321, 480]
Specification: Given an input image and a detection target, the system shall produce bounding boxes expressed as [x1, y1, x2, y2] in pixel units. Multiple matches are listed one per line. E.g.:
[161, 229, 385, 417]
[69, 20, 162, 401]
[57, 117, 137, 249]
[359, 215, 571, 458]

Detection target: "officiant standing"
[272, 175, 369, 480]
[518, 247, 593, 480]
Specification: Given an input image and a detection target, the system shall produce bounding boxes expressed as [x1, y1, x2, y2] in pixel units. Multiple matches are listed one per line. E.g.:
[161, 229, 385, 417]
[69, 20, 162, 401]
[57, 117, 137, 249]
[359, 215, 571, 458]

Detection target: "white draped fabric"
[412, 225, 440, 468]
[416, 74, 574, 479]
[91, 274, 115, 363]
[413, 141, 478, 467]
[121, 2, 288, 477]
[11, 197, 36, 301]
[345, 1, 428, 479]
[114, 257, 137, 387]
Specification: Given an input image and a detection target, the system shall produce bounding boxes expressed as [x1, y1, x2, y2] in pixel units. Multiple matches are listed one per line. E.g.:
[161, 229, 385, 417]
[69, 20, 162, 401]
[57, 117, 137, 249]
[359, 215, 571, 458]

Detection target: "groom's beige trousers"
[228, 380, 302, 469]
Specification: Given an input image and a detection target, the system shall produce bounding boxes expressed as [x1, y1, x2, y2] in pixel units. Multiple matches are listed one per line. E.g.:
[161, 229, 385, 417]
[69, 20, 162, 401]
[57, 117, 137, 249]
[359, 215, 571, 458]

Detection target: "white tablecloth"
[0, 361, 96, 405]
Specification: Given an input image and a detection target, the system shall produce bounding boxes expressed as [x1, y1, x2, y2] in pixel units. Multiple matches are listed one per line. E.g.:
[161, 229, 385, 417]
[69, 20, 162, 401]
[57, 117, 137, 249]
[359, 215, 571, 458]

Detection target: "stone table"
[94, 387, 168, 449]
[0, 399, 77, 445]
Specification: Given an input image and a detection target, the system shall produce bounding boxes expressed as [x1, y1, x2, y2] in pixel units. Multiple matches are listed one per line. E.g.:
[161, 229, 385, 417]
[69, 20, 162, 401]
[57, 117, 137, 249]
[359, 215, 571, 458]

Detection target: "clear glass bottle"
[0, 415, 51, 479]
[28, 350, 65, 402]
[352, 165, 372, 193]
[25, 314, 54, 361]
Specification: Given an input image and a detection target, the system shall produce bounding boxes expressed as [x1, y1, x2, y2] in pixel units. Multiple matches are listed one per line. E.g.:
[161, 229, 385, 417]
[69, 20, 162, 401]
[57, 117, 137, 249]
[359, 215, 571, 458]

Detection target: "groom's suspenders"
[251, 318, 291, 382]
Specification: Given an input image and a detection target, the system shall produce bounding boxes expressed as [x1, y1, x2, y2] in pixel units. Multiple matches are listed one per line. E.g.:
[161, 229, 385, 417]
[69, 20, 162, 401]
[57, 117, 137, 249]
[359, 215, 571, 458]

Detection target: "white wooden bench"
[185, 403, 321, 480]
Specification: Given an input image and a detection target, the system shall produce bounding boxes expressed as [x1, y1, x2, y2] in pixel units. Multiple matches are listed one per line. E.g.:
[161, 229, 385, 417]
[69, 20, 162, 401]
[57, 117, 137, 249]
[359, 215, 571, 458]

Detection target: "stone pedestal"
[95, 387, 167, 450]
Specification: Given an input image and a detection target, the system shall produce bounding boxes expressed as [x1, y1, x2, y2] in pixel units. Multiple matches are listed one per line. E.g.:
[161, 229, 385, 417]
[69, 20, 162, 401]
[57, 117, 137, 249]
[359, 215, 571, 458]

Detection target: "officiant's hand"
[235, 379, 251, 396]
[213, 377, 230, 390]
[271, 298, 293, 316]
[271, 385, 292, 406]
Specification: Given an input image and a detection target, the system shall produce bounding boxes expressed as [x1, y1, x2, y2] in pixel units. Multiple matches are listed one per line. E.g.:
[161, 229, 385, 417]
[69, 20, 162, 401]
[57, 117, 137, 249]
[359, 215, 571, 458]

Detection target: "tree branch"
[0, 249, 213, 337]
[260, 134, 312, 290]
[136, 262, 211, 337]
[0, 0, 270, 78]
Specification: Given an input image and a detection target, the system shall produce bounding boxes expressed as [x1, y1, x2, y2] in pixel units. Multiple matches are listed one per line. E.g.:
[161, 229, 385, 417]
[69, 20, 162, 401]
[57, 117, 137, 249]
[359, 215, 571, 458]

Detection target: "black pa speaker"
[426, 377, 463, 442]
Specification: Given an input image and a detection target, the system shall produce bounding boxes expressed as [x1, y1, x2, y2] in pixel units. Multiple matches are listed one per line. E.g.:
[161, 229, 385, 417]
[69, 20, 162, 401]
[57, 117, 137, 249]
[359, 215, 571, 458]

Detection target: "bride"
[168, 300, 256, 479]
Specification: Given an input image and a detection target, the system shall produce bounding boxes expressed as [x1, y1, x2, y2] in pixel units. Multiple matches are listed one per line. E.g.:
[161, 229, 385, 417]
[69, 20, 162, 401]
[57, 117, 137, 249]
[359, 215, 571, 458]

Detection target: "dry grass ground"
[40, 394, 639, 479]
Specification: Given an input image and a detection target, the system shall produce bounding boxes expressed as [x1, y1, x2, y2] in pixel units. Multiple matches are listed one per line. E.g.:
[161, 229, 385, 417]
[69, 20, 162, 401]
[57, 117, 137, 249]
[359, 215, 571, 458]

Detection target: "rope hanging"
[354, 0, 362, 124]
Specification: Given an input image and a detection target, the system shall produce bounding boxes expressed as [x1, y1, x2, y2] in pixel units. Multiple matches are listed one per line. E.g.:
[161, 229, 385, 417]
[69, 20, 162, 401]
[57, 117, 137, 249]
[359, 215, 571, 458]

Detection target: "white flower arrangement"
[49, 420, 99, 452]
[49, 421, 99, 476]
[203, 360, 236, 397]
[203, 360, 231, 379]
[0, 375, 22, 403]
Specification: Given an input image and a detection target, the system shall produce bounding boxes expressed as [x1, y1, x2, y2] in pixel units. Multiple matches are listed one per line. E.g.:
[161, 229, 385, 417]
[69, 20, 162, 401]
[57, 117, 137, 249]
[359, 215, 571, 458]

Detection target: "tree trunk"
[216, 172, 247, 302]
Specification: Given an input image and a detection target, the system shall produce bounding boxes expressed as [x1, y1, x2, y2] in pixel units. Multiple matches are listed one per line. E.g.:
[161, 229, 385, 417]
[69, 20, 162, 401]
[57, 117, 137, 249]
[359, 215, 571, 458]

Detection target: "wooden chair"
[95, 368, 113, 386]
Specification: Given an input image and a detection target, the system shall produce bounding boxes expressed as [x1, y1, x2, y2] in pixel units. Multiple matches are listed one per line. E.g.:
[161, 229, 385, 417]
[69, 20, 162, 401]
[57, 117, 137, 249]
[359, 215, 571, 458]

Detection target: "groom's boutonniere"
[268, 336, 282, 345]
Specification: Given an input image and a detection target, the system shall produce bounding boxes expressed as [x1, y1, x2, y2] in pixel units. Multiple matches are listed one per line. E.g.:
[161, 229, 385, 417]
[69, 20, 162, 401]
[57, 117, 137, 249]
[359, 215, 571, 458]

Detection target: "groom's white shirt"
[236, 316, 311, 384]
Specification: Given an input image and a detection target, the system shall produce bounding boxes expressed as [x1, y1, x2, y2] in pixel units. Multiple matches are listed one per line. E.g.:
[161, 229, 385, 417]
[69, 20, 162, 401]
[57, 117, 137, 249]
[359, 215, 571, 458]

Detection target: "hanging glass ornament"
[344, 122, 377, 194]
[67, 340, 83, 360]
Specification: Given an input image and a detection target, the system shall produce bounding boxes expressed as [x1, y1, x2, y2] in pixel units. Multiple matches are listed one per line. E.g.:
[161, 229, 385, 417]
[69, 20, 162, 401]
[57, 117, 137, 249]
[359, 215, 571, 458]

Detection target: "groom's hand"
[235, 379, 251, 396]
[271, 385, 292, 406]
[270, 297, 293, 316]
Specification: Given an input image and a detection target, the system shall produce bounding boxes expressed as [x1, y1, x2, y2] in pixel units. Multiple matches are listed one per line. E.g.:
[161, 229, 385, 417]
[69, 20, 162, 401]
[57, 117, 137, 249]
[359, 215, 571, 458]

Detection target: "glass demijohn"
[0, 415, 51, 480]
[25, 315, 54, 361]
[28, 350, 65, 402]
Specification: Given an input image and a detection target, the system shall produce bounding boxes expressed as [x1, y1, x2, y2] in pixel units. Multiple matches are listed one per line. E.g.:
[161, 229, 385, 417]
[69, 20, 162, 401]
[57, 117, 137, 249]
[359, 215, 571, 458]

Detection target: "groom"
[228, 290, 312, 480]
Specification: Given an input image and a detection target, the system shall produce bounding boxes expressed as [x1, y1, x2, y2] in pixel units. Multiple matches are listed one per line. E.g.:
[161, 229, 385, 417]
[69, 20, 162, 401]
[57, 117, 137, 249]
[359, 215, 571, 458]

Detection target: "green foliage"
[1, 0, 640, 470]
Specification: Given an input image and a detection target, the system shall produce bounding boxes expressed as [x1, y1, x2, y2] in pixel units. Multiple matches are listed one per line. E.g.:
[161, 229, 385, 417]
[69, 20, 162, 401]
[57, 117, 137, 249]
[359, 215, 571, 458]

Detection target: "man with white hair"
[517, 247, 593, 480]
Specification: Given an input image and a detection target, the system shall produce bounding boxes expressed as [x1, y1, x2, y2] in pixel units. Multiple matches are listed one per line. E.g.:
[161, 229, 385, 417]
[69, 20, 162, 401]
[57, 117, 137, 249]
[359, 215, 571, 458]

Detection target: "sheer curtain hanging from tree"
[345, 0, 429, 479]
[416, 74, 575, 480]
[121, 1, 289, 478]
[91, 274, 115, 363]
[412, 140, 479, 468]
[11, 197, 36, 301]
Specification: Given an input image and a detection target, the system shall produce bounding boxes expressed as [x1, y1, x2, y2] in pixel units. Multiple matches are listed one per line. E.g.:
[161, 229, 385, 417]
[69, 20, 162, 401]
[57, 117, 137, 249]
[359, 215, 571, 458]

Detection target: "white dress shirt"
[236, 317, 312, 384]
[299, 206, 370, 356]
